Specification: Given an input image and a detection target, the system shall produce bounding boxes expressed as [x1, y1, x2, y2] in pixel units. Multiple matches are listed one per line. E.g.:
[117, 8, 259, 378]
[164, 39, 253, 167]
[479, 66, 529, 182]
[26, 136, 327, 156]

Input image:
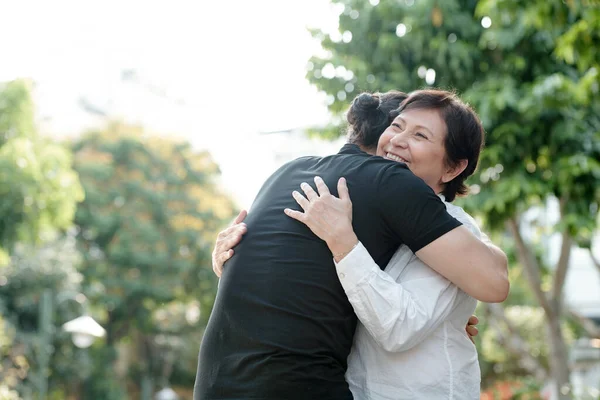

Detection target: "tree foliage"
[71, 123, 236, 396]
[0, 236, 87, 399]
[0, 80, 84, 263]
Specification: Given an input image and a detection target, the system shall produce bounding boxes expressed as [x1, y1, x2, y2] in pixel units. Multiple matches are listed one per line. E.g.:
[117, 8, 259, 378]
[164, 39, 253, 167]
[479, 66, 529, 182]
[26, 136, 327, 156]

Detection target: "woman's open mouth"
[385, 153, 409, 163]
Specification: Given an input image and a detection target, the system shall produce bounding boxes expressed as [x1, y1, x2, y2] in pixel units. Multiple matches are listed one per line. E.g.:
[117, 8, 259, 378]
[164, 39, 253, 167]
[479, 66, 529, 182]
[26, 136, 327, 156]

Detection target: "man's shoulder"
[374, 160, 434, 195]
[444, 202, 482, 238]
[270, 155, 323, 176]
[342, 154, 414, 178]
[285, 154, 323, 165]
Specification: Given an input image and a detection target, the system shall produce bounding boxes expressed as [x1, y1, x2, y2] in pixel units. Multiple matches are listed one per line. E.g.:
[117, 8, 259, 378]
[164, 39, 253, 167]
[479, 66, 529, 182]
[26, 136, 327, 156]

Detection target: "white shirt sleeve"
[335, 203, 484, 353]
[336, 243, 461, 352]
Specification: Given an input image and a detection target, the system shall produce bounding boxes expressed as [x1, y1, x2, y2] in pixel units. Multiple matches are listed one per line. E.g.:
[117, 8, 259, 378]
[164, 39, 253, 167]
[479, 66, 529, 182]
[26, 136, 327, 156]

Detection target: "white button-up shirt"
[336, 200, 484, 399]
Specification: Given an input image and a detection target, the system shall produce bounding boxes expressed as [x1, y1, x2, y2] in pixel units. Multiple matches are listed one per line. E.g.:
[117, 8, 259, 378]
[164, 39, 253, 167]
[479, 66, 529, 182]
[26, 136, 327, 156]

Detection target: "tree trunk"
[508, 217, 574, 399]
[546, 307, 572, 400]
[590, 249, 600, 277]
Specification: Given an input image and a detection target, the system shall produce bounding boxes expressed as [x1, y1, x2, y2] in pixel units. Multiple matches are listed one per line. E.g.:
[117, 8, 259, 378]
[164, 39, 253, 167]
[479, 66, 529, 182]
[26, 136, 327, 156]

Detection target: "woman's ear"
[442, 159, 468, 183]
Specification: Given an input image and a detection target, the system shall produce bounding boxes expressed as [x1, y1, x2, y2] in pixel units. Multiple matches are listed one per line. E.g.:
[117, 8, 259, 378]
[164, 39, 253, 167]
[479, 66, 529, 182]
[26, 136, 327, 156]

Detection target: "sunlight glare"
[342, 31, 353, 43]
[321, 63, 336, 79]
[396, 24, 407, 37]
[481, 16, 492, 28]
[425, 68, 436, 85]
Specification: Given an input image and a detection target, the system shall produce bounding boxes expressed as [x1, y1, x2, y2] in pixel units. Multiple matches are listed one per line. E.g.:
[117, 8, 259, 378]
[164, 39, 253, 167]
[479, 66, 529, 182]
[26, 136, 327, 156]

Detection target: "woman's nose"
[390, 133, 408, 148]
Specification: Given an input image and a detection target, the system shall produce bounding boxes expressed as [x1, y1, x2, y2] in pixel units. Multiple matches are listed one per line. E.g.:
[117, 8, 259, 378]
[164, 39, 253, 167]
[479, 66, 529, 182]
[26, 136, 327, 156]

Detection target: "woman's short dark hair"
[397, 89, 485, 202]
[346, 91, 408, 151]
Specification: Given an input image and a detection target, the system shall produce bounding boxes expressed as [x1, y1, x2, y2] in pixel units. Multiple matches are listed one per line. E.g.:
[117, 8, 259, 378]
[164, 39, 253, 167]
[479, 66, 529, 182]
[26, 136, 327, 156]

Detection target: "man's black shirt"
[194, 144, 461, 399]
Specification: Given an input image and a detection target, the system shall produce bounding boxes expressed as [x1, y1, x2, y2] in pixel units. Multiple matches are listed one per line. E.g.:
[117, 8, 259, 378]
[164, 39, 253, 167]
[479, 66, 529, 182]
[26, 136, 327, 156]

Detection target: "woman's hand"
[212, 210, 248, 277]
[284, 176, 358, 262]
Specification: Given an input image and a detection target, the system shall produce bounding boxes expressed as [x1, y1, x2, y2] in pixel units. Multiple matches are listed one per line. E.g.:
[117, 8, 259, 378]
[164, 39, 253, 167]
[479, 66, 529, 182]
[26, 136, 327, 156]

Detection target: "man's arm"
[415, 225, 509, 303]
[375, 168, 509, 303]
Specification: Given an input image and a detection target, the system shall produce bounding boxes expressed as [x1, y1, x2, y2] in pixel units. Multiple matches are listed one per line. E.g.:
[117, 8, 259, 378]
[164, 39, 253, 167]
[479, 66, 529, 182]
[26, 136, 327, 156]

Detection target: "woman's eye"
[416, 132, 427, 139]
[392, 123, 402, 129]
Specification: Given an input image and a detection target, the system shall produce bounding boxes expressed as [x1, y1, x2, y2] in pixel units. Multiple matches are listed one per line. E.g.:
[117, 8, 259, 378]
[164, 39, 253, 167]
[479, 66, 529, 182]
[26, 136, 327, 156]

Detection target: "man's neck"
[347, 141, 376, 155]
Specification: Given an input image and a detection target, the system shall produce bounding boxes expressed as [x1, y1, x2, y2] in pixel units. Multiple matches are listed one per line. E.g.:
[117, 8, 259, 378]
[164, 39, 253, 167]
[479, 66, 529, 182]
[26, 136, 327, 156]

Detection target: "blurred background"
[0, 0, 598, 399]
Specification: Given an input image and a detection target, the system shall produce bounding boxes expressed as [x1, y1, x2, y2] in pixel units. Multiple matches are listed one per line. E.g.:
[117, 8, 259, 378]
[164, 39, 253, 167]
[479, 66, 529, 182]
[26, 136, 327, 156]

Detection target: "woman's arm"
[335, 241, 467, 352]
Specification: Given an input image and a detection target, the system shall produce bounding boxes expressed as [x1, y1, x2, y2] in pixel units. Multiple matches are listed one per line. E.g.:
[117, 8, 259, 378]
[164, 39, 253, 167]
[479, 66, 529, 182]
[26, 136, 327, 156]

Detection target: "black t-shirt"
[194, 144, 461, 400]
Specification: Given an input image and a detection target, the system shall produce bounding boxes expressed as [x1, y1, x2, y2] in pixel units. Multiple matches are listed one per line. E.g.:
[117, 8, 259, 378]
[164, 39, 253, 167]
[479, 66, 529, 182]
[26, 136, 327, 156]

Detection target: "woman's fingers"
[292, 190, 310, 211]
[284, 208, 306, 223]
[337, 177, 350, 202]
[213, 249, 234, 277]
[300, 182, 318, 201]
[314, 176, 330, 196]
[232, 209, 248, 225]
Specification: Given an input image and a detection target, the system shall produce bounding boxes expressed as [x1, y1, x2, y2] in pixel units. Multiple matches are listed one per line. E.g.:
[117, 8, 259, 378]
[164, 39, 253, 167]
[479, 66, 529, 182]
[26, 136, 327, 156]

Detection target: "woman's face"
[376, 107, 463, 194]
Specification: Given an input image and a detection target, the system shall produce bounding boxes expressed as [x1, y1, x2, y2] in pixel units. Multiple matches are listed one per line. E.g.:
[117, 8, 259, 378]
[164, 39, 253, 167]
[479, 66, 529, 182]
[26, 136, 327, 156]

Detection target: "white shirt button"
[339, 273, 345, 279]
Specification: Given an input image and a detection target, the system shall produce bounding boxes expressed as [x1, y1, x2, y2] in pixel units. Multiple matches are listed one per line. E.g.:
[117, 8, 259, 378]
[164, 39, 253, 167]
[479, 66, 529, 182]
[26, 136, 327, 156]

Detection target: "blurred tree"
[308, 0, 600, 397]
[0, 80, 84, 264]
[0, 314, 26, 400]
[0, 79, 85, 399]
[0, 235, 89, 399]
[71, 123, 236, 398]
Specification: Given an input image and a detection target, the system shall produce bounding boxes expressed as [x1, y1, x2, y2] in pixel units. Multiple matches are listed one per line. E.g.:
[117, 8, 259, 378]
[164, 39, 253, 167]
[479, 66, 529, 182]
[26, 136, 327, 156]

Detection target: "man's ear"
[442, 159, 468, 183]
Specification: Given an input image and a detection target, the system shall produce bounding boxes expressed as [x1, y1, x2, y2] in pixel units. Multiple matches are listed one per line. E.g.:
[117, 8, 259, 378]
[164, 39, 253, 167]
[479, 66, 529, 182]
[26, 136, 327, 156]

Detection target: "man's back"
[194, 145, 460, 399]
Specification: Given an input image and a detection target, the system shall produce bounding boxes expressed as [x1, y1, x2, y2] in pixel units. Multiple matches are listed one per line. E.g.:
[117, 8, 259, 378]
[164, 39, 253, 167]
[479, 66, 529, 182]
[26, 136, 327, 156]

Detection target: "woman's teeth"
[386, 153, 408, 163]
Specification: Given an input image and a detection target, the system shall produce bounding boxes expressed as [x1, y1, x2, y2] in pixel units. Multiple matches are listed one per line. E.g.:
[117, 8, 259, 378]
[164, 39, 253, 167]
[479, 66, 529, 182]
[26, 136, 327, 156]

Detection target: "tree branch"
[566, 308, 600, 338]
[507, 218, 553, 315]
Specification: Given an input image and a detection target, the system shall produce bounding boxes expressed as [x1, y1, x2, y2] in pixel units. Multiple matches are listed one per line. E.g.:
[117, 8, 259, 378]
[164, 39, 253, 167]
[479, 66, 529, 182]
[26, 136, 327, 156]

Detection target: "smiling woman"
[377, 90, 485, 201]
[378, 107, 451, 195]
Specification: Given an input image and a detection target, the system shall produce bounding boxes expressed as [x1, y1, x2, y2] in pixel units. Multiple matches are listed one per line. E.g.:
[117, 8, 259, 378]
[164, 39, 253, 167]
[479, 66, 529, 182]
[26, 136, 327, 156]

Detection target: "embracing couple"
[194, 89, 509, 399]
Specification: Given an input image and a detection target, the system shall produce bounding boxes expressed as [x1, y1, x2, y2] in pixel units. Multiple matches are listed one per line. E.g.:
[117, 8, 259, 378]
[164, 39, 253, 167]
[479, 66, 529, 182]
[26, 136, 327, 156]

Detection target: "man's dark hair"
[346, 91, 408, 151]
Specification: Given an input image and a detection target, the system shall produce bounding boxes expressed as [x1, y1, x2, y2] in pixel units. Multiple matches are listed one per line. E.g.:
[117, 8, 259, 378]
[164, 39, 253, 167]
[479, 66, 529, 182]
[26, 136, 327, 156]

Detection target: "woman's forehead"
[397, 108, 446, 135]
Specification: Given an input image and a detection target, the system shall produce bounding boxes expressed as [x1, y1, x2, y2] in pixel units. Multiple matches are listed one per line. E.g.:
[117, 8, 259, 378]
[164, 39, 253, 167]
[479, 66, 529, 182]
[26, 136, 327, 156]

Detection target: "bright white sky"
[1, 0, 343, 207]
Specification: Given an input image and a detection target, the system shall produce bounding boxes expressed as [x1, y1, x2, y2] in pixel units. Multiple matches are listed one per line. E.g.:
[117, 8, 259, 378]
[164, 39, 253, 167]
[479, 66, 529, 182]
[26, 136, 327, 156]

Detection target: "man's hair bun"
[346, 91, 408, 149]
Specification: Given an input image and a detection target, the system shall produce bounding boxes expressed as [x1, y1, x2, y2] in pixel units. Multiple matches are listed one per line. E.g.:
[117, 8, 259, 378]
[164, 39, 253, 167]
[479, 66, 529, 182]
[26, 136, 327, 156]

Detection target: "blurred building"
[521, 200, 600, 325]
